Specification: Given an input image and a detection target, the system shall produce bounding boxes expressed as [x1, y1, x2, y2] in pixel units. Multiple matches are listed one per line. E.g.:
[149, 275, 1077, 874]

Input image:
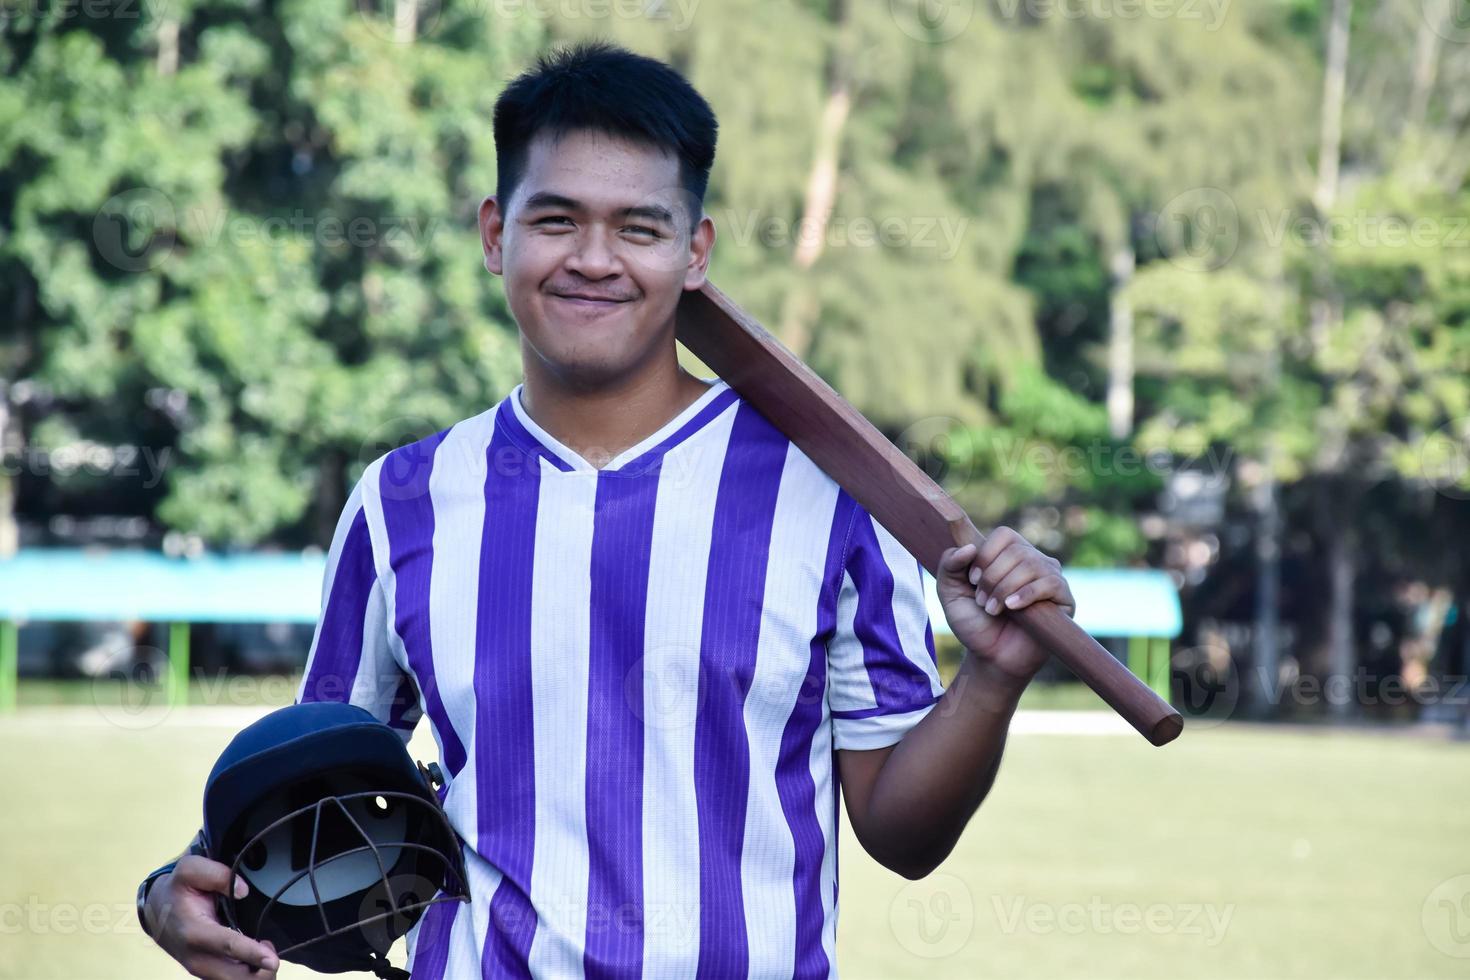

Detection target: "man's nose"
[564, 226, 621, 279]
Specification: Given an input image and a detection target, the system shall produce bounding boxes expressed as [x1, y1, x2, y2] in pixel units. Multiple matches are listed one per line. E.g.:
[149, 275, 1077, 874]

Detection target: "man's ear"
[683, 213, 716, 291]
[479, 195, 505, 276]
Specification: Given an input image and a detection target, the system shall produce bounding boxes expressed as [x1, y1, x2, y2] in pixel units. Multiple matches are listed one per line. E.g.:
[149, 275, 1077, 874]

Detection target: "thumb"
[936, 544, 979, 594]
[174, 855, 249, 900]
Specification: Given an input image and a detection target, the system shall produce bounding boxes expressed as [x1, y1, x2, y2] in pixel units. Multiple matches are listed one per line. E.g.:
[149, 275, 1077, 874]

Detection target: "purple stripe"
[379, 430, 469, 778]
[302, 507, 373, 704]
[693, 404, 790, 978]
[832, 764, 840, 915]
[919, 558, 939, 667]
[830, 694, 941, 720]
[495, 396, 575, 472]
[407, 897, 457, 980]
[618, 387, 739, 476]
[582, 473, 660, 976]
[774, 491, 849, 979]
[829, 497, 858, 934]
[476, 424, 540, 979]
[387, 672, 421, 730]
[845, 510, 935, 710]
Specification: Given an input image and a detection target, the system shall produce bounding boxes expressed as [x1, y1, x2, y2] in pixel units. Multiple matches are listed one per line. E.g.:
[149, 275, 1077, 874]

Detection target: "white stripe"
[832, 702, 937, 751]
[872, 520, 944, 697]
[463, 851, 504, 974]
[813, 690, 838, 979]
[442, 886, 479, 976]
[428, 412, 495, 860]
[402, 903, 424, 974]
[827, 568, 880, 714]
[356, 458, 423, 709]
[403, 898, 463, 975]
[639, 405, 739, 976]
[360, 454, 466, 785]
[345, 576, 405, 732]
[525, 458, 597, 980]
[742, 446, 839, 977]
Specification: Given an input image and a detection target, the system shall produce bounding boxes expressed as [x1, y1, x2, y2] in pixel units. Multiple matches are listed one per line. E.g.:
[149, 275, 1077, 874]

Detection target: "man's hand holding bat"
[834, 528, 1075, 880]
[937, 528, 1076, 683]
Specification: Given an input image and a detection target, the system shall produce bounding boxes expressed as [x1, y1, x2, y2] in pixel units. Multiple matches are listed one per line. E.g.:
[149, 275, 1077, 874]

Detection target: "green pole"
[168, 622, 190, 707]
[0, 620, 17, 713]
[1149, 636, 1172, 702]
[1127, 635, 1147, 684]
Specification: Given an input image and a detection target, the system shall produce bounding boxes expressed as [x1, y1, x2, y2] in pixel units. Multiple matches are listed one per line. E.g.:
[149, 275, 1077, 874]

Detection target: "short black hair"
[493, 42, 718, 214]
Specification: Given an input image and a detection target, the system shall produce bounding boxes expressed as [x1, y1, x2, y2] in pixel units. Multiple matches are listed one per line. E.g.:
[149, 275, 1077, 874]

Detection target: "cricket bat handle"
[675, 281, 1181, 746]
[948, 516, 1184, 746]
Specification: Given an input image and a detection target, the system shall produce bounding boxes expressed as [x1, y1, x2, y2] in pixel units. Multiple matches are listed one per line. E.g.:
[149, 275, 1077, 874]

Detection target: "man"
[141, 42, 1074, 979]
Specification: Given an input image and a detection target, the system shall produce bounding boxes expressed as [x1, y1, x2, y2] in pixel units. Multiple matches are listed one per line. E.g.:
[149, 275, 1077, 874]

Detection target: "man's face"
[479, 129, 715, 388]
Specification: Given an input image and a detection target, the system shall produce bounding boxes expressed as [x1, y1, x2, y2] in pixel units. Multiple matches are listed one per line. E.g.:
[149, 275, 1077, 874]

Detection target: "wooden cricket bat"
[677, 281, 1183, 747]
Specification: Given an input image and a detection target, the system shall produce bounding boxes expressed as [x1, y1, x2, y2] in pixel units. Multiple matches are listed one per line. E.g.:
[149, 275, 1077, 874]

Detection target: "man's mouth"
[548, 291, 632, 306]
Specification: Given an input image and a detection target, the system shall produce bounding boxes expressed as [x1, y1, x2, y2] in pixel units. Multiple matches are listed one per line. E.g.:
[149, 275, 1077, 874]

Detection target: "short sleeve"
[298, 479, 422, 741]
[827, 506, 945, 750]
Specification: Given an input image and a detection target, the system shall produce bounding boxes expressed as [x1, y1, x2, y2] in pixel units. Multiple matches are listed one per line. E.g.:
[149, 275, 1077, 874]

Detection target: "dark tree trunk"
[315, 451, 348, 548]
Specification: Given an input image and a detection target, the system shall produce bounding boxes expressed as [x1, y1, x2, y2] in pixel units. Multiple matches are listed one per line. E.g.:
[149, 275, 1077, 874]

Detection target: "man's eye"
[624, 225, 663, 240]
[534, 216, 573, 228]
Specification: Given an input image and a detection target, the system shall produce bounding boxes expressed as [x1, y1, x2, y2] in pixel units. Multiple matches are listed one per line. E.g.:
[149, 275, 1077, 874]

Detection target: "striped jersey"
[298, 377, 946, 979]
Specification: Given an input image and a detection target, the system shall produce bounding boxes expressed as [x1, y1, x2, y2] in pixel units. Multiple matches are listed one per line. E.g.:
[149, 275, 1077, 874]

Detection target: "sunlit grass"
[1, 710, 1465, 978]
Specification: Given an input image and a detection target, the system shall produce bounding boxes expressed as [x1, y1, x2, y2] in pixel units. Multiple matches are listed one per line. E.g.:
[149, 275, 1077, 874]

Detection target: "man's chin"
[535, 348, 645, 392]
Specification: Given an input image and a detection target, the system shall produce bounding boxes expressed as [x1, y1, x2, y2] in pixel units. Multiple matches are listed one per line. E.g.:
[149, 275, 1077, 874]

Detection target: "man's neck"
[518, 351, 713, 470]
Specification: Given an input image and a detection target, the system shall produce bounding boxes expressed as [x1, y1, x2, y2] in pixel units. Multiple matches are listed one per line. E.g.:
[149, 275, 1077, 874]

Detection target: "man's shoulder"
[361, 402, 504, 497]
[706, 393, 852, 504]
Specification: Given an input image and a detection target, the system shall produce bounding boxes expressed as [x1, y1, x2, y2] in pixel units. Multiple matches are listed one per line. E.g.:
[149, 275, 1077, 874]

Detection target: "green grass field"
[1, 703, 1466, 979]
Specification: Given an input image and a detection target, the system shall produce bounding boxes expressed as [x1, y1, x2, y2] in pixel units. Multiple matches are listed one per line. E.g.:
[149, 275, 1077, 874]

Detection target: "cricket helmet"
[202, 701, 468, 977]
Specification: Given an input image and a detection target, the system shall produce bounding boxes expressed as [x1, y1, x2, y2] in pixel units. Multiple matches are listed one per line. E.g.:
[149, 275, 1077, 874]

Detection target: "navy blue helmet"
[203, 702, 469, 977]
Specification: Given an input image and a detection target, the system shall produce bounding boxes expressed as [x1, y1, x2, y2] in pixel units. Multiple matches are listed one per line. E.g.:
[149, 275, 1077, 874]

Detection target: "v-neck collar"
[499, 377, 737, 477]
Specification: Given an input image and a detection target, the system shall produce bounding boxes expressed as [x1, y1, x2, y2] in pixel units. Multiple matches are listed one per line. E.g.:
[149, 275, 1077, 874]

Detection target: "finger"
[1000, 573, 1069, 612]
[185, 956, 277, 980]
[257, 940, 278, 975]
[976, 543, 1027, 596]
[985, 562, 1056, 616]
[976, 525, 1022, 569]
[174, 856, 249, 900]
[179, 918, 279, 973]
[938, 543, 976, 576]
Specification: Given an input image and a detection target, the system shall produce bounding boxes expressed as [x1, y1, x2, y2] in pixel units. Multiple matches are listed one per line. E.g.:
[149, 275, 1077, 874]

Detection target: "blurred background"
[2, 0, 1469, 977]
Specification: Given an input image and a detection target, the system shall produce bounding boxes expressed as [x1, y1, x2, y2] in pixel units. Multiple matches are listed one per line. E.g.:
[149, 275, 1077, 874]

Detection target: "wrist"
[958, 654, 1033, 707]
[138, 832, 206, 942]
[136, 866, 175, 941]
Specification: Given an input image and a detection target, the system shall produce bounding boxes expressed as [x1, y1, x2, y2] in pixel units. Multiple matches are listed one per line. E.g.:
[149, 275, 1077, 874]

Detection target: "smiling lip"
[549, 292, 631, 304]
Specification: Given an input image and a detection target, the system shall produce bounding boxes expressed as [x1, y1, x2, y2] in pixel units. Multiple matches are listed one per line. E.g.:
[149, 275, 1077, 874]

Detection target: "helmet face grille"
[218, 782, 469, 968]
[237, 778, 412, 906]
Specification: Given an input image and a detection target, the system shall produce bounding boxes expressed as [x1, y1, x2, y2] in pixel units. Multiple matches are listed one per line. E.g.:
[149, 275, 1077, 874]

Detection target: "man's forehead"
[517, 129, 681, 206]
[527, 127, 676, 165]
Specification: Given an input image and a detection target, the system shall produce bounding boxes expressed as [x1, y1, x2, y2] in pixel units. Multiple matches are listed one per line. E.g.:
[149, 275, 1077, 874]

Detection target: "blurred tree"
[1, 0, 1466, 724]
[1, 0, 539, 546]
